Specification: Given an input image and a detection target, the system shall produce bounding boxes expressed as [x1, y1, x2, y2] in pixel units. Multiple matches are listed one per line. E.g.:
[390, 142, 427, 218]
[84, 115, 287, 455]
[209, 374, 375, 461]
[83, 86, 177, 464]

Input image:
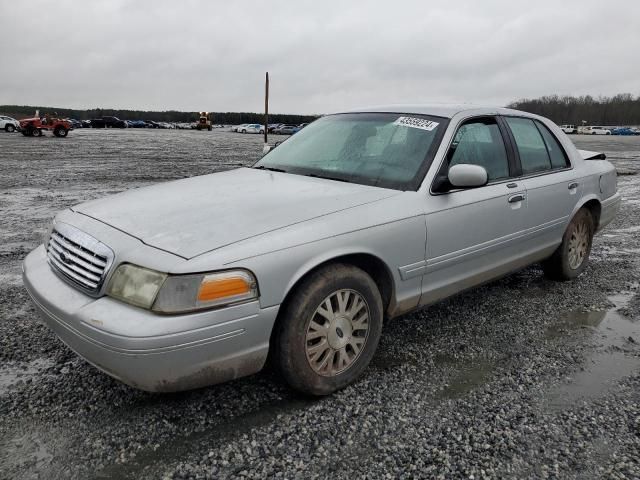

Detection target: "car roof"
[339, 103, 537, 119]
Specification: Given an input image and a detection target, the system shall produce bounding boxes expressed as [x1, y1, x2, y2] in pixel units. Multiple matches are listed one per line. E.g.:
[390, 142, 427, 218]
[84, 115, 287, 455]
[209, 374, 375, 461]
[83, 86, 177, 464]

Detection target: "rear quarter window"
[535, 121, 570, 169]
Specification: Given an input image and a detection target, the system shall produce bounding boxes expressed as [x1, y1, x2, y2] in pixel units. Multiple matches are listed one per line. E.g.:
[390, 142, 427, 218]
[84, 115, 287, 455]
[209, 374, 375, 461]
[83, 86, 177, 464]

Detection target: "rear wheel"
[542, 208, 594, 280]
[276, 263, 383, 396]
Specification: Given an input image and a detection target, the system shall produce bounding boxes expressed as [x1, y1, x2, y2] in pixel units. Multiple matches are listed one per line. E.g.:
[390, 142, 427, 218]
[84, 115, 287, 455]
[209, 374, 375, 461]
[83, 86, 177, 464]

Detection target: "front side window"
[255, 113, 446, 190]
[504, 117, 551, 174]
[447, 118, 510, 181]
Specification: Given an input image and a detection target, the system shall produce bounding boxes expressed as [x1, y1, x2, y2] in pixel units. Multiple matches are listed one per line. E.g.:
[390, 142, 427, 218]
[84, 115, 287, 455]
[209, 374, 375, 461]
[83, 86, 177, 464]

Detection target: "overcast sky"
[1, 0, 639, 114]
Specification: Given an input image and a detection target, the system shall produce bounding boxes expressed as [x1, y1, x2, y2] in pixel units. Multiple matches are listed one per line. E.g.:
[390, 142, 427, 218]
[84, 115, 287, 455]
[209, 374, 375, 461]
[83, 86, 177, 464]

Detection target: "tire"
[259, 130, 264, 134]
[5, 124, 15, 133]
[241, 129, 246, 133]
[54, 126, 68, 137]
[207, 126, 212, 131]
[30, 127, 42, 137]
[276, 263, 383, 396]
[542, 208, 594, 281]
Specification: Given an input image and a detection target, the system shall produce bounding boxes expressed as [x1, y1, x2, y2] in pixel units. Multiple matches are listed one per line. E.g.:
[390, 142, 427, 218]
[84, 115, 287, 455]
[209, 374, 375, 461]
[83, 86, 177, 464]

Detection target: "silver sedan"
[23, 105, 620, 395]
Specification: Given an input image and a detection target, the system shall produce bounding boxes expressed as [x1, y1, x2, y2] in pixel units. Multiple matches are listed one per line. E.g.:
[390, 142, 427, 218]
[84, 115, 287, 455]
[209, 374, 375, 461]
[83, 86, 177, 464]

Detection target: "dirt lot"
[1, 129, 639, 479]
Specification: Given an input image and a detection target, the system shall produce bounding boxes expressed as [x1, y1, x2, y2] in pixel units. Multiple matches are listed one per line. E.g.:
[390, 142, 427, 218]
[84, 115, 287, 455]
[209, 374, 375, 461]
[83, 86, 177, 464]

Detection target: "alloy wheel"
[568, 220, 589, 269]
[305, 289, 370, 376]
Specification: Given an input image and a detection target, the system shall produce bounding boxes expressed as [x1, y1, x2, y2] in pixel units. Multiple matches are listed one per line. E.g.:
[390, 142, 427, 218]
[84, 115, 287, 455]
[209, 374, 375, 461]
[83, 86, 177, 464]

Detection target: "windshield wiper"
[253, 165, 287, 173]
[305, 173, 350, 183]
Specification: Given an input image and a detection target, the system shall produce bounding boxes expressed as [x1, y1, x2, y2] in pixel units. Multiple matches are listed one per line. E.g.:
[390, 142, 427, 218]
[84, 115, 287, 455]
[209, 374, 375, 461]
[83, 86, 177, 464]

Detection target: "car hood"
[73, 167, 399, 259]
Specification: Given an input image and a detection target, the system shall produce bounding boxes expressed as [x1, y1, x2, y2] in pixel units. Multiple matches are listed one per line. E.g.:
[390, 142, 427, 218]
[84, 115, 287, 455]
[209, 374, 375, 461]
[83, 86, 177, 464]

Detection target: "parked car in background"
[268, 123, 283, 133]
[145, 120, 160, 129]
[583, 126, 611, 135]
[275, 124, 299, 134]
[65, 119, 83, 130]
[22, 104, 620, 396]
[560, 124, 577, 134]
[239, 123, 264, 134]
[128, 120, 147, 128]
[0, 115, 20, 132]
[232, 123, 250, 132]
[611, 127, 640, 136]
[81, 120, 92, 128]
[91, 116, 128, 128]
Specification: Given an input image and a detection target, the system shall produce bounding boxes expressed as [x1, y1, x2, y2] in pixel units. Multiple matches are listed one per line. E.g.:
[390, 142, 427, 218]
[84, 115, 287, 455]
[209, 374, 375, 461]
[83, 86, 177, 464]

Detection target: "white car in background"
[583, 126, 611, 135]
[238, 123, 264, 134]
[560, 124, 577, 134]
[0, 115, 20, 132]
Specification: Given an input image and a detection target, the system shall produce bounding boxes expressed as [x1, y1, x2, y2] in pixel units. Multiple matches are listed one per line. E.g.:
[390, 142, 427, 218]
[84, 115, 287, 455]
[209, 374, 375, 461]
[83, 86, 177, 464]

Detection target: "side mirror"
[262, 141, 283, 155]
[448, 164, 488, 188]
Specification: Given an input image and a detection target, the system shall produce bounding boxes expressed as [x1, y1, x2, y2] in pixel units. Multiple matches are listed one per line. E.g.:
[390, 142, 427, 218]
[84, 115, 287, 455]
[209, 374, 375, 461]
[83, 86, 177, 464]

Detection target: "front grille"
[46, 223, 114, 294]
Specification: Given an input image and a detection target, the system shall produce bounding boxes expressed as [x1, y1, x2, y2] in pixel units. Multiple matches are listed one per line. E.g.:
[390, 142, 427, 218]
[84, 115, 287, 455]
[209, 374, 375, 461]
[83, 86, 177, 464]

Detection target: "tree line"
[0, 105, 318, 125]
[508, 94, 640, 126]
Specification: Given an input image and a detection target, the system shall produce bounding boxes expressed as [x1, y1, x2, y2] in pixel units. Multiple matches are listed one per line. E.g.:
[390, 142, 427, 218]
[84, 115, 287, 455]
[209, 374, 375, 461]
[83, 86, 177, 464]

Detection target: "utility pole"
[264, 72, 269, 148]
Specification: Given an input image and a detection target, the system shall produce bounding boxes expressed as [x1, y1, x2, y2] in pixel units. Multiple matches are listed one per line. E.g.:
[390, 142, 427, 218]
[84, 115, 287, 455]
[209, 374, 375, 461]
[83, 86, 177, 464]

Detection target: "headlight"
[106, 264, 258, 313]
[107, 264, 167, 309]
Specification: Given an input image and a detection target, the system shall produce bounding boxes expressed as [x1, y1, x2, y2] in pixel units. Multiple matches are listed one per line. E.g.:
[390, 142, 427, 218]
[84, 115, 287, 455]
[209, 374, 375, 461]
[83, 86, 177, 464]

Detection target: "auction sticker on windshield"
[394, 116, 439, 131]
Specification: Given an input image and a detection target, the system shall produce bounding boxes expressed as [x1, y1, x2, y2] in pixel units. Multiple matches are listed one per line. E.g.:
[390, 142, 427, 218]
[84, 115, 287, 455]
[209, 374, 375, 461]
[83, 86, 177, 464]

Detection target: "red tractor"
[20, 115, 71, 137]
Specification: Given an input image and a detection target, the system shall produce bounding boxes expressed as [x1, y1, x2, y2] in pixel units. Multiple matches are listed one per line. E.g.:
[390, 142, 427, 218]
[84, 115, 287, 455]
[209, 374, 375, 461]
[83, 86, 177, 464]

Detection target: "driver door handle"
[508, 194, 525, 204]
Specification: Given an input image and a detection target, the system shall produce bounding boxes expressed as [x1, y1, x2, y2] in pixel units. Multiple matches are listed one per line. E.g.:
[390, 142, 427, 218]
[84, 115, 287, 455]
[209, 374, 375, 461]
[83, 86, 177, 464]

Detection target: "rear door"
[420, 116, 528, 306]
[501, 116, 580, 256]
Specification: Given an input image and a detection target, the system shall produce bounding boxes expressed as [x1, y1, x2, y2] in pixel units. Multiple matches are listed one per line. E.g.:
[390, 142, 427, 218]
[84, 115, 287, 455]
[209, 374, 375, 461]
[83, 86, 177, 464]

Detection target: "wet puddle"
[545, 293, 640, 409]
[0, 429, 60, 480]
[0, 358, 54, 393]
[436, 358, 496, 400]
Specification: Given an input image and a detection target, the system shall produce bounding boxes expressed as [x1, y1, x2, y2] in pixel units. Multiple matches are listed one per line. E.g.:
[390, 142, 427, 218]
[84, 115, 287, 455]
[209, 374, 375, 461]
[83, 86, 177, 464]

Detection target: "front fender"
[223, 215, 427, 316]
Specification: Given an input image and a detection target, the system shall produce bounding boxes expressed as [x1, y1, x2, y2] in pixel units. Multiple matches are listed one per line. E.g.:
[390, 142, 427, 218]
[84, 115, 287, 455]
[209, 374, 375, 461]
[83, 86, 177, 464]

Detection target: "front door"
[420, 116, 528, 306]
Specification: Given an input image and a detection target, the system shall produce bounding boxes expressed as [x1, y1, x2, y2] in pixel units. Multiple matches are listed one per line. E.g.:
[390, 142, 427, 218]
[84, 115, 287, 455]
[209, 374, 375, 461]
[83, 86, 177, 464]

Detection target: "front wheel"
[276, 264, 383, 396]
[54, 126, 68, 137]
[5, 124, 15, 133]
[542, 208, 594, 280]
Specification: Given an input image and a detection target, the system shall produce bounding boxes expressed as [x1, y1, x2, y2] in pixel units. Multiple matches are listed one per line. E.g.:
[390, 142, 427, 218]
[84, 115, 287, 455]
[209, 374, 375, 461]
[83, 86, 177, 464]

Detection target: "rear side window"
[535, 121, 569, 169]
[504, 117, 551, 174]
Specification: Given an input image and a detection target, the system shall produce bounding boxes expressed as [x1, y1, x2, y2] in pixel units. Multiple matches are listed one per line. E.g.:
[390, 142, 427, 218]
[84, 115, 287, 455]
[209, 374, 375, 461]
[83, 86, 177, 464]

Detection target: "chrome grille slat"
[48, 255, 99, 289]
[45, 223, 114, 295]
[47, 248, 102, 283]
[48, 241, 104, 275]
[50, 232, 108, 267]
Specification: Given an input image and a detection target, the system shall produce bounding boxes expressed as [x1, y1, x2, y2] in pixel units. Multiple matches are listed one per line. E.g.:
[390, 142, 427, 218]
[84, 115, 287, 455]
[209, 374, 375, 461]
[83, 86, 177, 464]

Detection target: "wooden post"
[264, 72, 269, 146]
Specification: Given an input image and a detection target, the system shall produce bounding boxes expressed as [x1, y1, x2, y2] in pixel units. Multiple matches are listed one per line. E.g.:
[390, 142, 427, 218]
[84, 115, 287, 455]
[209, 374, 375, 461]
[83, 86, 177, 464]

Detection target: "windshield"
[254, 112, 447, 190]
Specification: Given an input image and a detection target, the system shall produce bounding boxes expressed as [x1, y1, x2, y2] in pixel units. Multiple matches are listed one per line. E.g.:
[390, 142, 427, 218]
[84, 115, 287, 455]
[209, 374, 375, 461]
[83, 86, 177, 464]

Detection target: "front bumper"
[22, 245, 279, 392]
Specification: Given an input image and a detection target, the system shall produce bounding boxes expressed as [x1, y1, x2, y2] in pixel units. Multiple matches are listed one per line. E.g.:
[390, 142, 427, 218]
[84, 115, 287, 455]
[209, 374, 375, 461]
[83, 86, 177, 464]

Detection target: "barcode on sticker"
[393, 117, 439, 131]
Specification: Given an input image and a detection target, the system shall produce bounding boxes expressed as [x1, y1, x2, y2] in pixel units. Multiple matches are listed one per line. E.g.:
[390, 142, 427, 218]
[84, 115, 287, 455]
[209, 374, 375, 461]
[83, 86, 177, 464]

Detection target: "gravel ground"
[0, 129, 639, 480]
